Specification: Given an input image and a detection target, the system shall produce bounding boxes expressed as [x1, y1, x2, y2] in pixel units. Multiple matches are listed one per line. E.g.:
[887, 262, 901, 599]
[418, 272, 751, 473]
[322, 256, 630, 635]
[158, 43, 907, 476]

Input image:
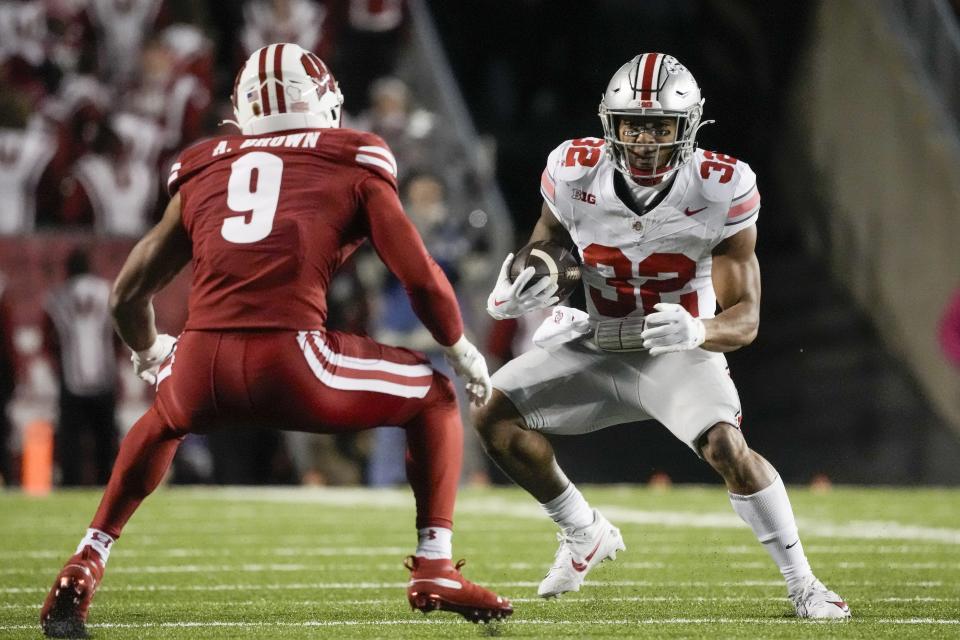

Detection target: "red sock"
[89, 406, 184, 539]
[403, 373, 462, 530]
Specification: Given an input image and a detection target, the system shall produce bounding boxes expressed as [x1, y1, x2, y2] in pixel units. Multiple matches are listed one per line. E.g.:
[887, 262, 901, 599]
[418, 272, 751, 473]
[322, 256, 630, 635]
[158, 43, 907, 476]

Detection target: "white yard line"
[2, 618, 960, 630]
[207, 487, 960, 545]
[4, 595, 958, 610]
[5, 560, 958, 576]
[1, 579, 948, 595]
[2, 544, 953, 561]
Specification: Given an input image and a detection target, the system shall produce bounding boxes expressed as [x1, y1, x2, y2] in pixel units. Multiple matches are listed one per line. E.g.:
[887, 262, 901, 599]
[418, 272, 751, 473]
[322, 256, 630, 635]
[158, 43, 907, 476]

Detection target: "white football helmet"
[231, 43, 343, 135]
[598, 53, 709, 183]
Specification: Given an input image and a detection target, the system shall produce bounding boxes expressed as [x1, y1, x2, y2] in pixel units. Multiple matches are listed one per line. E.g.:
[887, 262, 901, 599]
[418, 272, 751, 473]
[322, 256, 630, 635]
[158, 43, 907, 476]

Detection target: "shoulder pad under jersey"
[340, 128, 399, 188]
[540, 137, 605, 207]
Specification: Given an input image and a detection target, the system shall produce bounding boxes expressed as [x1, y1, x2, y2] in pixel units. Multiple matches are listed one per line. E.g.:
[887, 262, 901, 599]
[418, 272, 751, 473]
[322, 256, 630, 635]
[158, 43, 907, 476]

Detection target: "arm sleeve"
[722, 163, 761, 239]
[359, 175, 463, 347]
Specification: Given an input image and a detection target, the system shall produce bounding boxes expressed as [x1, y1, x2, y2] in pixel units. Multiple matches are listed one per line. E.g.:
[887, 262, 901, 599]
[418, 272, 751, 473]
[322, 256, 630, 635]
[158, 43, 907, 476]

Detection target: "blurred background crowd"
[1, 0, 959, 491]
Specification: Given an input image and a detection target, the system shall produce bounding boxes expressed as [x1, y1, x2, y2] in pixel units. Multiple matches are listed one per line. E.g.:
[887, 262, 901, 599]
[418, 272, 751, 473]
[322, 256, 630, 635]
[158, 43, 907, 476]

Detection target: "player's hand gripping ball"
[508, 241, 581, 301]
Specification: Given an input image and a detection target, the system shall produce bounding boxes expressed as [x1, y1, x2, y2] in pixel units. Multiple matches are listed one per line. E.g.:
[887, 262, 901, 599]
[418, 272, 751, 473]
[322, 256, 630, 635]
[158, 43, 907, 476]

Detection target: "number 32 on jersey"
[583, 245, 698, 317]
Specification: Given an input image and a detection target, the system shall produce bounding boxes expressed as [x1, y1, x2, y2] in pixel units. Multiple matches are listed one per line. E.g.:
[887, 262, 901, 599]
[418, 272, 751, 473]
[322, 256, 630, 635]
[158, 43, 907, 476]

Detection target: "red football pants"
[91, 330, 462, 536]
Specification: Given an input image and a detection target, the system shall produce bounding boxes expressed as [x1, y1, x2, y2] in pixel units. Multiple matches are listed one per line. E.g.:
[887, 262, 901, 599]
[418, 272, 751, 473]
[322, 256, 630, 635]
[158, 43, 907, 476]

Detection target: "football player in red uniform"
[40, 43, 512, 638]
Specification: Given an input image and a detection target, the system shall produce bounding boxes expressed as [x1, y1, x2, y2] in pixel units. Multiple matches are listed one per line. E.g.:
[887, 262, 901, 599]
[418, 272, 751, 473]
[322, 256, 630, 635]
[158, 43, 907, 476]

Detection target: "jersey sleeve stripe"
[726, 189, 760, 220]
[167, 162, 182, 187]
[731, 182, 757, 203]
[357, 145, 397, 173]
[356, 154, 397, 177]
[540, 169, 556, 204]
[725, 208, 758, 227]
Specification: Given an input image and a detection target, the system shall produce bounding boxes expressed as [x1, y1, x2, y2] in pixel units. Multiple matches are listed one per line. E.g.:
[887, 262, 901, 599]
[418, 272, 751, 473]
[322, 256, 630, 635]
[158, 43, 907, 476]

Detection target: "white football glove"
[640, 303, 706, 356]
[131, 334, 177, 385]
[442, 335, 492, 407]
[532, 306, 592, 349]
[486, 253, 560, 321]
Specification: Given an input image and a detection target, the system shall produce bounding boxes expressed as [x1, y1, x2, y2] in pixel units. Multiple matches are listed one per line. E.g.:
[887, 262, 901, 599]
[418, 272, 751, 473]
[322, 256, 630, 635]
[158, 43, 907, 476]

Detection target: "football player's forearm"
[701, 303, 758, 352]
[111, 300, 158, 352]
[406, 274, 464, 348]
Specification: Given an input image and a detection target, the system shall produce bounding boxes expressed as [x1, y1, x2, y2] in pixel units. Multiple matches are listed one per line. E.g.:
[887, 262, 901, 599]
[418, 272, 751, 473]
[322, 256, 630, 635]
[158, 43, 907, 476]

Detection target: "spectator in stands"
[0, 0, 57, 106]
[352, 77, 445, 180]
[43, 247, 119, 485]
[123, 35, 211, 157]
[0, 86, 58, 234]
[0, 269, 16, 486]
[85, 0, 163, 87]
[333, 0, 406, 113]
[239, 0, 336, 61]
[940, 286, 960, 369]
[59, 119, 157, 236]
[368, 172, 477, 486]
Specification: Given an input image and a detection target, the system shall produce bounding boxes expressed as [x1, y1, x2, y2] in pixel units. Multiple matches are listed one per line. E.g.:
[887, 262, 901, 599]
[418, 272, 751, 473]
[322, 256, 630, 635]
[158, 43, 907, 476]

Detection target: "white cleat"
[538, 509, 626, 598]
[790, 576, 851, 619]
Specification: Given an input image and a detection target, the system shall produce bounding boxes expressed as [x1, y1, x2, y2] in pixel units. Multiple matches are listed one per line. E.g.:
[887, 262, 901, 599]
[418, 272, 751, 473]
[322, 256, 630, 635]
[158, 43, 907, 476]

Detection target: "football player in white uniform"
[477, 53, 850, 620]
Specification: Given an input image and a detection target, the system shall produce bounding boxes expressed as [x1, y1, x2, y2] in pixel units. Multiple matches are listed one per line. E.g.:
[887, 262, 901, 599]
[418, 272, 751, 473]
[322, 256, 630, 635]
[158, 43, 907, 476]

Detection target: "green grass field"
[2, 485, 959, 639]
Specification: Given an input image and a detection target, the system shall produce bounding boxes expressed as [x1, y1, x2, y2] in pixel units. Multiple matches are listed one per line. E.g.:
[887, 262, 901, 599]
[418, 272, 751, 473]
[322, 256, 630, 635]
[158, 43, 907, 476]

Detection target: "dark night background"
[427, 0, 954, 485]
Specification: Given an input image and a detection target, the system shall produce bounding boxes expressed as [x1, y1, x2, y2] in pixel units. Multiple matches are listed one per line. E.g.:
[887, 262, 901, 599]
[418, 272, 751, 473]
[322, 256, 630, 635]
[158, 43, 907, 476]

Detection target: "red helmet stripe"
[640, 53, 661, 101]
[258, 46, 272, 116]
[301, 52, 320, 79]
[273, 43, 286, 113]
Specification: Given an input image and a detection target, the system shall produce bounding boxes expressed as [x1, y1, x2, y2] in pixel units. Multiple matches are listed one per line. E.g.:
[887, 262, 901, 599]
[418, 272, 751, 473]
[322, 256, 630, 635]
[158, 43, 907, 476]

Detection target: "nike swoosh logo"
[493, 299, 508, 307]
[684, 206, 707, 216]
[785, 540, 799, 549]
[570, 533, 605, 572]
[409, 577, 463, 590]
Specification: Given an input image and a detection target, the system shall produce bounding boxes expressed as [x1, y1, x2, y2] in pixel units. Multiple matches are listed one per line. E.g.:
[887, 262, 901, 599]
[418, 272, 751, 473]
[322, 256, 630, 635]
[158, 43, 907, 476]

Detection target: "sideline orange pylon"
[22, 419, 53, 496]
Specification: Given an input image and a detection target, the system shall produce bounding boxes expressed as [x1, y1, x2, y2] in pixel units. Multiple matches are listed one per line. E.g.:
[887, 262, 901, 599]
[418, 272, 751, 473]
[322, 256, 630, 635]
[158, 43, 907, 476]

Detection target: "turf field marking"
[4, 543, 954, 561]
[3, 618, 960, 631]
[1, 579, 947, 595]
[0, 546, 410, 560]
[7, 559, 958, 576]
[210, 488, 960, 544]
[4, 595, 959, 611]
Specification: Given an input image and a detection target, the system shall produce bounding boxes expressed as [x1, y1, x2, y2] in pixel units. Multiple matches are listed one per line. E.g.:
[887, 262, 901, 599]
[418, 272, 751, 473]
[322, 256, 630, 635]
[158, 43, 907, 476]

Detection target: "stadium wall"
[790, 0, 960, 436]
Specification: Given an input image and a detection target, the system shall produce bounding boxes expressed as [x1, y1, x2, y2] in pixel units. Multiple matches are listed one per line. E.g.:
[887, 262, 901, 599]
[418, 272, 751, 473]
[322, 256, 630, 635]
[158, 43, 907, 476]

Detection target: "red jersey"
[167, 127, 462, 345]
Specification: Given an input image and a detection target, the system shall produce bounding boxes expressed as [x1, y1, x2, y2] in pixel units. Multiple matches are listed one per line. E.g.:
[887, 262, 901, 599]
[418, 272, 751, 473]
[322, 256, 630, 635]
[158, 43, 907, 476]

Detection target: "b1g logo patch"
[572, 188, 596, 204]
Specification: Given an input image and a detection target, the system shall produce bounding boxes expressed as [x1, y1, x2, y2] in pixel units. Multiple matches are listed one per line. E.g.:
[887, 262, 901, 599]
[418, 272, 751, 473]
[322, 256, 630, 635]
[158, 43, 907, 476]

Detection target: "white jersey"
[0, 119, 57, 234]
[540, 138, 760, 322]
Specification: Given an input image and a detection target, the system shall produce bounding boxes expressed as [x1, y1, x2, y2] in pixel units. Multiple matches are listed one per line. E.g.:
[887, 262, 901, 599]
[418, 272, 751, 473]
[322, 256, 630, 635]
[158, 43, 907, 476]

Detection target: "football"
[509, 240, 581, 300]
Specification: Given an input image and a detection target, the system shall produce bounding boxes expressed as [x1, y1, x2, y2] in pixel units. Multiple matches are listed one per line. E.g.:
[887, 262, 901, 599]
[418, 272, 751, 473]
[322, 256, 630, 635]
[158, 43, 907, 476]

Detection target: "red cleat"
[40, 546, 104, 638]
[405, 556, 513, 623]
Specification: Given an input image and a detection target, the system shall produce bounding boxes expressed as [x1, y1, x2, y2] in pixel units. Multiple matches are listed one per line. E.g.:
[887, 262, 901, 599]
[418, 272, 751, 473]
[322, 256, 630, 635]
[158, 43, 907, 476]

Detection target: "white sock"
[541, 482, 594, 532]
[415, 527, 452, 559]
[77, 528, 114, 565]
[729, 475, 813, 594]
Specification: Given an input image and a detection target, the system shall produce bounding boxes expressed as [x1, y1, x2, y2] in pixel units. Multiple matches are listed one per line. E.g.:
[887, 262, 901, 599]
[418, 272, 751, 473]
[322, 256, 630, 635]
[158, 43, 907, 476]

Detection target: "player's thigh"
[154, 331, 219, 433]
[637, 349, 741, 453]
[491, 341, 649, 435]
[256, 330, 445, 431]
